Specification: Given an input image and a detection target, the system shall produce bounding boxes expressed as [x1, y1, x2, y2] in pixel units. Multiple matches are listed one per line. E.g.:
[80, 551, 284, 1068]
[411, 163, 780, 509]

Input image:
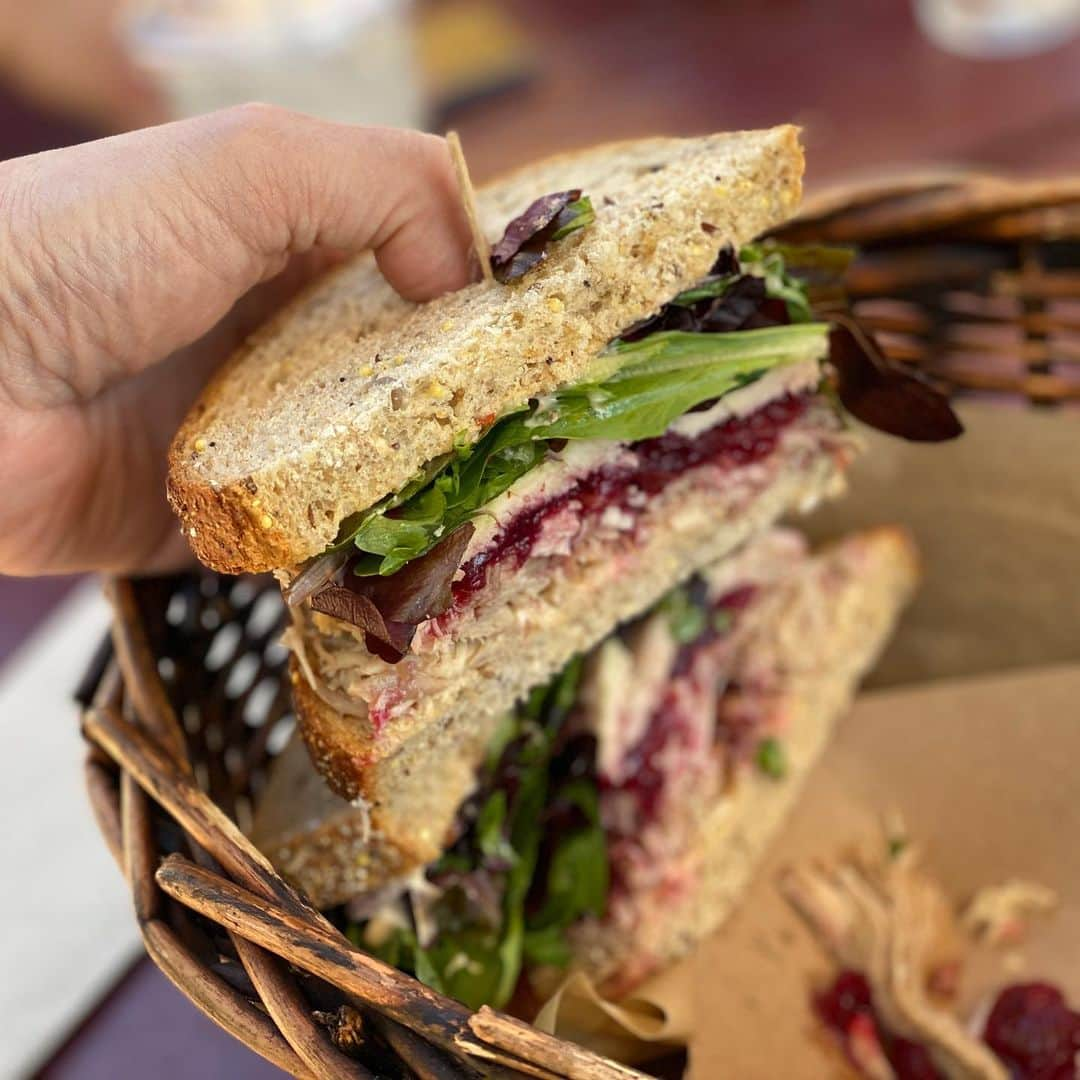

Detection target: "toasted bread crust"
[290, 662, 372, 802]
[288, 663, 489, 891]
[166, 462, 298, 575]
[168, 127, 804, 573]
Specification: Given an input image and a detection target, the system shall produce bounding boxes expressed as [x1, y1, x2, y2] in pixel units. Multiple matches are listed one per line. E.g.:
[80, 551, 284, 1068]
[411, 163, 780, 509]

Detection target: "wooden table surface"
[5, 0, 1079, 1075]
[454, 0, 1080, 185]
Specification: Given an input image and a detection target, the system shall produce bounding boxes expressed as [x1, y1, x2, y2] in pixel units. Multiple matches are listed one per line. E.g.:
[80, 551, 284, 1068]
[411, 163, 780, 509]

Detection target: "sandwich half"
[170, 128, 956, 890]
[253, 526, 918, 1005]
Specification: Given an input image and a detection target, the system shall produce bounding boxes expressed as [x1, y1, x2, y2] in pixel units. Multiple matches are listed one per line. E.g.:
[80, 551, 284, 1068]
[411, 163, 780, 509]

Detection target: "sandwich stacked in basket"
[167, 127, 959, 1008]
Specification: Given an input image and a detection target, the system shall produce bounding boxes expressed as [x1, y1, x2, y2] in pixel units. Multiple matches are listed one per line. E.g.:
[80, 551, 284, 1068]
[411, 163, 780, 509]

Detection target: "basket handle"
[157, 854, 649, 1080]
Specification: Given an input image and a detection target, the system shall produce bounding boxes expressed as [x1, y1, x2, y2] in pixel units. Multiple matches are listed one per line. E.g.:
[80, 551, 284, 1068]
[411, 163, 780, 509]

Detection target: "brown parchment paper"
[687, 664, 1080, 1079]
[536, 403, 1080, 1071]
[804, 402, 1080, 687]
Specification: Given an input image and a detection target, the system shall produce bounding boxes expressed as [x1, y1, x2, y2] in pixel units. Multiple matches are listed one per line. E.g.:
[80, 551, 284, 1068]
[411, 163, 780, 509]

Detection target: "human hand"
[0, 104, 474, 575]
[0, 0, 166, 130]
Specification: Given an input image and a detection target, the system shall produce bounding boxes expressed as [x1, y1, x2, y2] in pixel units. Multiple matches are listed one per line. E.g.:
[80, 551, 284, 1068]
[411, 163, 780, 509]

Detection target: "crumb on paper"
[962, 879, 1058, 948]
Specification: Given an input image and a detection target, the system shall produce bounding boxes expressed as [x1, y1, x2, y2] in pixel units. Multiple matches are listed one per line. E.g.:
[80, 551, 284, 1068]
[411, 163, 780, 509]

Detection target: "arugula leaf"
[508, 324, 825, 443]
[652, 242, 845, 323]
[492, 718, 551, 1006]
[410, 940, 448, 994]
[738, 241, 820, 323]
[348, 434, 547, 576]
[366, 905, 507, 1009]
[550, 196, 595, 241]
[421, 928, 501, 1006]
[476, 790, 514, 863]
[543, 653, 585, 734]
[522, 924, 573, 967]
[668, 273, 740, 307]
[483, 711, 519, 774]
[382, 659, 590, 1009]
[370, 922, 508, 1010]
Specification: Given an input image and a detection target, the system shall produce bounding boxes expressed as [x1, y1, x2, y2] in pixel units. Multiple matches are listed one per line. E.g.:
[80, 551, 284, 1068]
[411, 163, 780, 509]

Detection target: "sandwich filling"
[292, 390, 856, 728]
[287, 240, 867, 731]
[344, 529, 880, 1009]
[290, 238, 835, 658]
[287, 213, 955, 687]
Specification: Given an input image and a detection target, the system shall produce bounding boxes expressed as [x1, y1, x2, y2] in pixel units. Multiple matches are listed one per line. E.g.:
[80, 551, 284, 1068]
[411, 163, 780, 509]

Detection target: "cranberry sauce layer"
[445, 392, 811, 616]
[597, 585, 768, 899]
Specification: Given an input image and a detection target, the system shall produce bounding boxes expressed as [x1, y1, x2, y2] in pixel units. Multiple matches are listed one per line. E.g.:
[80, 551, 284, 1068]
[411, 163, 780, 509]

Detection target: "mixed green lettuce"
[491, 191, 596, 282]
[311, 236, 959, 604]
[339, 321, 826, 575]
[347, 576, 800, 1007]
[327, 243, 824, 577]
[351, 657, 605, 1010]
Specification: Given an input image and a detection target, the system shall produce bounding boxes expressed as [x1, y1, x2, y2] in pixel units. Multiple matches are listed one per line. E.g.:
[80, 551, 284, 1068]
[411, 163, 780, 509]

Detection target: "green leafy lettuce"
[550, 195, 595, 241]
[738, 240, 854, 322]
[358, 657, 606, 1010]
[341, 320, 827, 575]
[755, 736, 787, 779]
[657, 583, 708, 644]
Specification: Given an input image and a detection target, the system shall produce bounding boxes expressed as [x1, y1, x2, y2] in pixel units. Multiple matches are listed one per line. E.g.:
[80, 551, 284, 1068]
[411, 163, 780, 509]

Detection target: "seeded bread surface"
[168, 127, 804, 573]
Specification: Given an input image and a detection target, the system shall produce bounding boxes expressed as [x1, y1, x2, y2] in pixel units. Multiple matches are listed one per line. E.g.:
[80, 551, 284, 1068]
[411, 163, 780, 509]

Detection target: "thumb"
[197, 105, 477, 301]
[1, 105, 476, 409]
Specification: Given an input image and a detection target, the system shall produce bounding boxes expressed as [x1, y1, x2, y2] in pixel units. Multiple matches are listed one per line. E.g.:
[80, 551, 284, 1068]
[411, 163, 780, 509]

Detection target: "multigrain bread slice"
[167, 127, 804, 573]
[253, 527, 916, 916]
[558, 526, 919, 998]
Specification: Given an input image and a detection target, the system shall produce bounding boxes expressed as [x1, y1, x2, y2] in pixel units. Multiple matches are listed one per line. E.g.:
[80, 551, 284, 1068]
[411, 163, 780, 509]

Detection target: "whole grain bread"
[168, 127, 804, 573]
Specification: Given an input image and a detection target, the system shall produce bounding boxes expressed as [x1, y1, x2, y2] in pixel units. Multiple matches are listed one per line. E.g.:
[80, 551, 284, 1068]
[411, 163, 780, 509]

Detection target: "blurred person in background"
[0, 0, 165, 130]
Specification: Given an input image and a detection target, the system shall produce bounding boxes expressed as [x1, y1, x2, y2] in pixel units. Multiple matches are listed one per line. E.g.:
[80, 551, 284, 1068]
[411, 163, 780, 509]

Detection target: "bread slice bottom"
[554, 527, 917, 998]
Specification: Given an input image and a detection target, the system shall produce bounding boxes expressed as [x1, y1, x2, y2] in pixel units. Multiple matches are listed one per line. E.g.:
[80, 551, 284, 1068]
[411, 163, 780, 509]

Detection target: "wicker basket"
[78, 176, 1080, 1080]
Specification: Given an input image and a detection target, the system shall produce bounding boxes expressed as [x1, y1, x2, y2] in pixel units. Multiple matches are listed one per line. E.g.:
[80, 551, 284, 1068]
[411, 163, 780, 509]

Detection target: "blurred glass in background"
[914, 0, 1080, 57]
[125, 0, 426, 127]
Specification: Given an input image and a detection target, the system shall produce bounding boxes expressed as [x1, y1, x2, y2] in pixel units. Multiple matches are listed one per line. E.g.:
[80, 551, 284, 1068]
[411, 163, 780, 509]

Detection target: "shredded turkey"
[782, 849, 1009, 1080]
